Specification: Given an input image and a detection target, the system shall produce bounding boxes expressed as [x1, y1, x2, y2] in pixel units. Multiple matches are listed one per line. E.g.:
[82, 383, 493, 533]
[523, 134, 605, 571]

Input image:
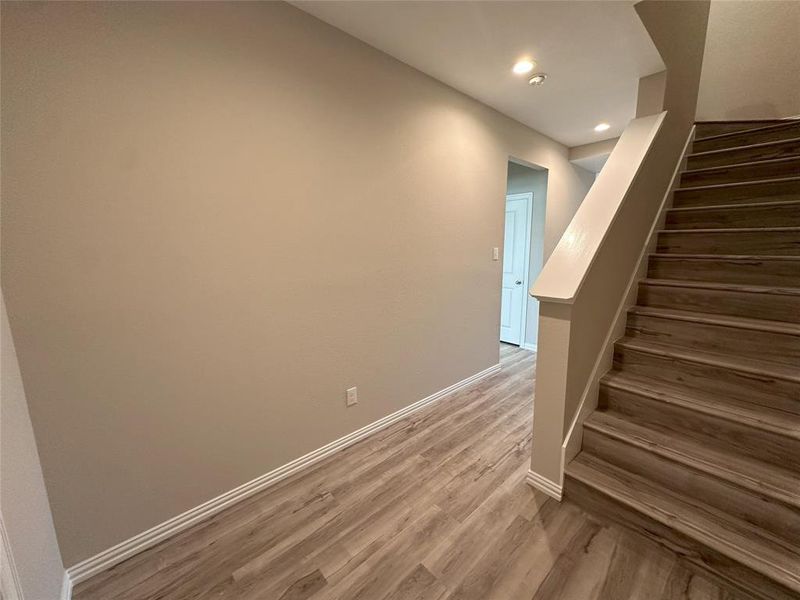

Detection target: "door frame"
[502, 192, 533, 347]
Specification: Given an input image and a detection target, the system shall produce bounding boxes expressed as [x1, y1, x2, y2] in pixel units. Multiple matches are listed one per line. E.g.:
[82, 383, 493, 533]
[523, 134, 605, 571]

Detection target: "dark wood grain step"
[673, 177, 800, 208]
[600, 371, 800, 469]
[692, 121, 800, 153]
[566, 453, 800, 600]
[613, 337, 800, 417]
[626, 305, 800, 366]
[680, 157, 800, 188]
[581, 410, 800, 543]
[583, 411, 800, 512]
[695, 120, 794, 139]
[647, 254, 800, 288]
[657, 227, 800, 255]
[687, 137, 800, 170]
[638, 278, 800, 323]
[665, 199, 800, 229]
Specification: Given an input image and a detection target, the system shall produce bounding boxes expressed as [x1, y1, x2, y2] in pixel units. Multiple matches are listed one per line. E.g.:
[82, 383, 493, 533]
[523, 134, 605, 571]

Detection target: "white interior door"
[500, 193, 532, 345]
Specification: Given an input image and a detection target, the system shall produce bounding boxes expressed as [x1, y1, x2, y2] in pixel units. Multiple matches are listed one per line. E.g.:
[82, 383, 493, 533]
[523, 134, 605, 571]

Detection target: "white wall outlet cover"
[492, 247, 500, 261]
[346, 387, 358, 407]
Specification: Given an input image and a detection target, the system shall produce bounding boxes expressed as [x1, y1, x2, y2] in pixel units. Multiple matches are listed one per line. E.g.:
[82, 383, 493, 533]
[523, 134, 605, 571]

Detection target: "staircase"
[564, 120, 800, 600]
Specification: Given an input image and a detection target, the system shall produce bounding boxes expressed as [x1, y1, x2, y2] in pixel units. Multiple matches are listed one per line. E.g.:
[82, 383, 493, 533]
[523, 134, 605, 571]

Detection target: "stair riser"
[600, 386, 800, 470]
[648, 256, 800, 288]
[695, 122, 791, 138]
[626, 312, 800, 367]
[692, 124, 800, 154]
[564, 475, 798, 600]
[674, 179, 800, 208]
[665, 203, 800, 229]
[638, 282, 800, 324]
[582, 428, 800, 543]
[657, 230, 800, 255]
[613, 346, 800, 416]
[681, 158, 800, 187]
[688, 139, 800, 170]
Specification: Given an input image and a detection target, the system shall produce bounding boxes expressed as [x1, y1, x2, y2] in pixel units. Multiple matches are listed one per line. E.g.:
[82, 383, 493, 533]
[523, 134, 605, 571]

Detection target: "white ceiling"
[292, 1, 664, 148]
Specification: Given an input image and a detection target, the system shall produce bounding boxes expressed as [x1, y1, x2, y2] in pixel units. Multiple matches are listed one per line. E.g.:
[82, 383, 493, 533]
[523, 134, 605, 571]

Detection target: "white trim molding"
[60, 571, 72, 600]
[525, 469, 562, 501]
[0, 516, 24, 600]
[65, 362, 501, 588]
[520, 342, 537, 353]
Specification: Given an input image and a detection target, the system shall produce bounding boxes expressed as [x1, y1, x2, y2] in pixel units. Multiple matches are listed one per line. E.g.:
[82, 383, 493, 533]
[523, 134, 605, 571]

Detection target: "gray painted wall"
[1, 1, 594, 565]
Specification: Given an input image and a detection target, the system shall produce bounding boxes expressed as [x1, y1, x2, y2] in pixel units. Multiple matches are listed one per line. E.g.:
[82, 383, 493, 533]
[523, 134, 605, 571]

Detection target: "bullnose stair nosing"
[659, 226, 800, 233]
[641, 277, 800, 297]
[681, 155, 800, 177]
[693, 121, 800, 144]
[687, 136, 800, 160]
[666, 199, 800, 213]
[628, 305, 800, 336]
[566, 454, 800, 592]
[582, 412, 800, 510]
[675, 175, 800, 193]
[615, 337, 800, 385]
[601, 371, 800, 440]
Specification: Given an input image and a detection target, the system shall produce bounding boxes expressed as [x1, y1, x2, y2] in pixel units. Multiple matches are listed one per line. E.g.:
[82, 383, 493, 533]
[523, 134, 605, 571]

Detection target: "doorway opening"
[500, 159, 548, 350]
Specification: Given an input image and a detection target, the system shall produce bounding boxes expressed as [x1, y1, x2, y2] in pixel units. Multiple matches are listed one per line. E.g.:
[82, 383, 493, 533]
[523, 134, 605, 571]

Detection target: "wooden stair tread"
[615, 337, 800, 384]
[659, 226, 800, 233]
[628, 305, 800, 337]
[667, 198, 800, 213]
[573, 119, 800, 597]
[581, 411, 800, 509]
[567, 453, 800, 592]
[602, 370, 800, 440]
[642, 277, 800, 297]
[675, 175, 800, 194]
[688, 136, 800, 160]
[694, 121, 800, 144]
[682, 155, 800, 177]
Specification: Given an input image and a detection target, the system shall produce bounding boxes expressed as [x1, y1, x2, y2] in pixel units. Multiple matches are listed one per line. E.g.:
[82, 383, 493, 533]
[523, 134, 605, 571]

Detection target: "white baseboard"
[520, 342, 538, 352]
[64, 362, 501, 590]
[0, 516, 24, 600]
[525, 469, 562, 501]
[60, 571, 72, 600]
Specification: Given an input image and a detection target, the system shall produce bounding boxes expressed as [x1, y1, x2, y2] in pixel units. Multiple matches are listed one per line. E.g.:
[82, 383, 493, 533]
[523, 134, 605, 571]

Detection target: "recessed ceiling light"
[528, 73, 548, 86]
[512, 59, 535, 75]
[594, 123, 611, 132]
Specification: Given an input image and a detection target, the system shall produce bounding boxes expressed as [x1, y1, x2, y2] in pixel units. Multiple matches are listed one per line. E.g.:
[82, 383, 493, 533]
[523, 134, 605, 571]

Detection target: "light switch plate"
[346, 387, 358, 407]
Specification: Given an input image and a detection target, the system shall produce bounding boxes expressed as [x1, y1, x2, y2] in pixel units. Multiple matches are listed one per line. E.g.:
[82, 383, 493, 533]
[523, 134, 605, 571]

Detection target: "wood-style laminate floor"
[74, 344, 749, 600]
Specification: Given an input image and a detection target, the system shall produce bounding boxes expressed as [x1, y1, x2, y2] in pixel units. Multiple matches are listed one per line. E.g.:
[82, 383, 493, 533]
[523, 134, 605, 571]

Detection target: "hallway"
[71, 345, 746, 599]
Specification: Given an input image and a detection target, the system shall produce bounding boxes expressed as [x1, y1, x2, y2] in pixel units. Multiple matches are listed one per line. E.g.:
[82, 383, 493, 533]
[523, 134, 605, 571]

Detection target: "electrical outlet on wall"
[346, 386, 358, 407]
[492, 247, 500, 261]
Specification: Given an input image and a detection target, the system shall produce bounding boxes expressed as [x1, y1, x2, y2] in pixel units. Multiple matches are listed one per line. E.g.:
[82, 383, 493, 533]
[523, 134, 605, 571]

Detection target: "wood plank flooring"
[74, 344, 749, 600]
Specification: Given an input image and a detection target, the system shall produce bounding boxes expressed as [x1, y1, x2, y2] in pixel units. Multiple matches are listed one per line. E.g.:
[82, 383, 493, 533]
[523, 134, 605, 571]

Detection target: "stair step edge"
[615, 338, 800, 384]
[693, 121, 800, 144]
[688, 136, 800, 159]
[675, 175, 800, 193]
[667, 199, 800, 213]
[659, 226, 800, 233]
[601, 372, 800, 440]
[582, 413, 800, 509]
[641, 278, 800, 296]
[683, 155, 800, 176]
[567, 455, 800, 591]
[628, 305, 800, 336]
